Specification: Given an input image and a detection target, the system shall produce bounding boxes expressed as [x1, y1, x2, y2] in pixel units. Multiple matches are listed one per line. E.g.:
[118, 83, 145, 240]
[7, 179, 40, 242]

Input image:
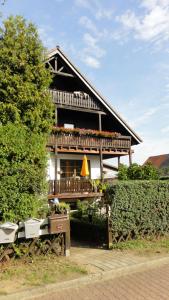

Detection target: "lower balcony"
[48, 178, 103, 200]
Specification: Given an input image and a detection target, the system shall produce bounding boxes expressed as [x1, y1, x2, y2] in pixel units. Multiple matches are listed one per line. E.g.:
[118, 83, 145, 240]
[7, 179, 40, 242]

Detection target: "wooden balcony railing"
[49, 178, 93, 195]
[50, 89, 102, 111]
[48, 133, 131, 151]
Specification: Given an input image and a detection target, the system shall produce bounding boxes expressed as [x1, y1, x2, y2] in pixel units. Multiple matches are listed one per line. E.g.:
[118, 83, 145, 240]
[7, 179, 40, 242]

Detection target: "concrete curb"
[1, 255, 169, 300]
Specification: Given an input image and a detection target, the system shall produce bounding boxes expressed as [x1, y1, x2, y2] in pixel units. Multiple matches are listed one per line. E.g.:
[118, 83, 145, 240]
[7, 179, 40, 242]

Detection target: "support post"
[118, 156, 120, 169]
[55, 107, 58, 126]
[54, 106, 58, 195]
[129, 149, 132, 166]
[99, 113, 103, 181]
[65, 217, 71, 257]
[106, 204, 112, 249]
[54, 144, 58, 194]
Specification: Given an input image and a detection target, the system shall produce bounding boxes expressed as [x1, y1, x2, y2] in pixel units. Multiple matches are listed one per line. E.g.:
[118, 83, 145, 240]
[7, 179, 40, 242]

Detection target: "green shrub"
[118, 163, 159, 180]
[0, 124, 48, 222]
[105, 181, 169, 241]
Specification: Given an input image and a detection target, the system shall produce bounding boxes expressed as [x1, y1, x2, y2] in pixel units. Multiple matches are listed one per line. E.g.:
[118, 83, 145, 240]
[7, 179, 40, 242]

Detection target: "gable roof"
[47, 47, 142, 145]
[144, 154, 169, 169]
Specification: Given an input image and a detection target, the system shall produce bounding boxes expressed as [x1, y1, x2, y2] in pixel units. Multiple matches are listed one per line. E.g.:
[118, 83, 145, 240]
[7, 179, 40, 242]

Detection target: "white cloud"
[130, 106, 160, 127]
[78, 14, 108, 68]
[75, 0, 114, 20]
[82, 55, 100, 68]
[95, 8, 114, 20]
[38, 25, 56, 49]
[115, 0, 169, 47]
[83, 33, 106, 58]
[75, 0, 93, 10]
[79, 16, 98, 35]
[79, 33, 106, 68]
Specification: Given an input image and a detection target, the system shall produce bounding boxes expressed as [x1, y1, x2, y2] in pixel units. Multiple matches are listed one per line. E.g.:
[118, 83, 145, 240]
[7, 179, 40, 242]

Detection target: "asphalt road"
[34, 262, 169, 300]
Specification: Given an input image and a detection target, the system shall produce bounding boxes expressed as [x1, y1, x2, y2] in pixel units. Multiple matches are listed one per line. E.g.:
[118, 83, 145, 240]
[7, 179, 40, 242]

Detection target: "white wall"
[47, 153, 101, 180]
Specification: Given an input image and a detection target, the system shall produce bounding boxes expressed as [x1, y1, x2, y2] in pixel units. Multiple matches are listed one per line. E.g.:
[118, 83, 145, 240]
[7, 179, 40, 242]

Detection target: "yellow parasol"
[80, 155, 89, 177]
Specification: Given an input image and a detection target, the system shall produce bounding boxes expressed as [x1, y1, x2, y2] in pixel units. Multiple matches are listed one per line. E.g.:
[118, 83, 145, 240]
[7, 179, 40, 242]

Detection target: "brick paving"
[35, 262, 169, 300]
[69, 243, 169, 273]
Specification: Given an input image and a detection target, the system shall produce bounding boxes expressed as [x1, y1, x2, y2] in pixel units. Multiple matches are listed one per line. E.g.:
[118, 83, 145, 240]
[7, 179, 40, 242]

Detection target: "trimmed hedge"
[105, 181, 169, 242]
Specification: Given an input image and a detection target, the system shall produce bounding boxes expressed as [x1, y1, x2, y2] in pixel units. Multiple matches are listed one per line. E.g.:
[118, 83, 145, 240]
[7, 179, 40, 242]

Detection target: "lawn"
[111, 236, 169, 255]
[0, 255, 87, 295]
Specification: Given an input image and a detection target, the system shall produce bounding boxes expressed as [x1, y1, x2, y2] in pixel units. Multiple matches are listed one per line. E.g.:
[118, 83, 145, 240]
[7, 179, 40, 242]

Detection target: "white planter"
[0, 222, 18, 244]
[24, 218, 41, 239]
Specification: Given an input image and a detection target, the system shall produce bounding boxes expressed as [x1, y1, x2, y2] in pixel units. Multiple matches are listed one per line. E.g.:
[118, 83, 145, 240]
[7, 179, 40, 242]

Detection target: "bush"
[118, 163, 159, 180]
[0, 123, 48, 222]
[105, 181, 169, 241]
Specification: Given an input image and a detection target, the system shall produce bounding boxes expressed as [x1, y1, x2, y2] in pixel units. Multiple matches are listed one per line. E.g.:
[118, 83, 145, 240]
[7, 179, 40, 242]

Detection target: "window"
[60, 159, 90, 178]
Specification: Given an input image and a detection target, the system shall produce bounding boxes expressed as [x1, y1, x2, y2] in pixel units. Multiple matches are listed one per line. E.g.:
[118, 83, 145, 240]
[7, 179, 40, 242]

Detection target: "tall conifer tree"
[0, 16, 53, 222]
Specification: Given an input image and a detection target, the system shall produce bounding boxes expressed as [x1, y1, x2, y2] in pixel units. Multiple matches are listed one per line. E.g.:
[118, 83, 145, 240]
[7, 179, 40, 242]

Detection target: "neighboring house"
[144, 154, 169, 169]
[46, 47, 142, 201]
[103, 162, 118, 179]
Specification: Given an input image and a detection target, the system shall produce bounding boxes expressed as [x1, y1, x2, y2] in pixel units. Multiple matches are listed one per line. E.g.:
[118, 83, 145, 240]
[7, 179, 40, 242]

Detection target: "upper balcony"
[47, 127, 131, 156]
[50, 89, 103, 111]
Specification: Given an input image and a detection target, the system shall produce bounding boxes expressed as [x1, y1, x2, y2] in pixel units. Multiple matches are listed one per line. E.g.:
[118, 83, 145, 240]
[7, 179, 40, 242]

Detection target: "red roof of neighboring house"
[144, 154, 169, 169]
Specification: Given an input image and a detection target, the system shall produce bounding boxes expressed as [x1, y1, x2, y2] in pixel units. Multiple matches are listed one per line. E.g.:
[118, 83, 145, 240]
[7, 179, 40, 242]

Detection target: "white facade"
[47, 153, 101, 180]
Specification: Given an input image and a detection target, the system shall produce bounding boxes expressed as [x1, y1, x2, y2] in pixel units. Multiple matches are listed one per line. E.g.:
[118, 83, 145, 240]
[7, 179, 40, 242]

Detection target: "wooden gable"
[47, 47, 142, 146]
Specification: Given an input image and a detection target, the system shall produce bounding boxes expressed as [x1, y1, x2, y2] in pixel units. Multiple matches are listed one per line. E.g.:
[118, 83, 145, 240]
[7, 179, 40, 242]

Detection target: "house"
[46, 46, 142, 201]
[144, 154, 169, 169]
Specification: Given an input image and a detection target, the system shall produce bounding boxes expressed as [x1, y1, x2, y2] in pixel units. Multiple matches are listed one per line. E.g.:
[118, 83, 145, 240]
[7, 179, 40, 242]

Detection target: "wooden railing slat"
[50, 89, 101, 111]
[48, 133, 131, 151]
[49, 179, 93, 194]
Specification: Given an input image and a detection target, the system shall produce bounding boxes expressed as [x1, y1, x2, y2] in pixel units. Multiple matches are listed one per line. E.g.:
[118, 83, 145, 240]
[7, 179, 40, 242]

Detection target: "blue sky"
[1, 0, 169, 164]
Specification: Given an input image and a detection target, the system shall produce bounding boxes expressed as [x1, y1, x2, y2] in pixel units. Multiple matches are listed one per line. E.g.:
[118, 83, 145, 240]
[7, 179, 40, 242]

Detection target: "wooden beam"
[48, 192, 103, 200]
[56, 105, 106, 115]
[52, 71, 74, 78]
[56, 148, 129, 155]
[58, 66, 64, 72]
[47, 61, 55, 72]
[55, 57, 58, 71]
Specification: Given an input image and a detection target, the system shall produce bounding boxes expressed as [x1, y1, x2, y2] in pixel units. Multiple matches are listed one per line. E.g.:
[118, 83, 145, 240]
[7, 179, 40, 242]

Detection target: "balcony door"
[60, 159, 90, 179]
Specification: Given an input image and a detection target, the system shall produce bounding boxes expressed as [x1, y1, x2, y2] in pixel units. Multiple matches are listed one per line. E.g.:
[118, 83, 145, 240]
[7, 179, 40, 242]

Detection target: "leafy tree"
[118, 163, 159, 180]
[142, 162, 159, 180]
[0, 16, 53, 222]
[159, 167, 169, 178]
[127, 163, 143, 179]
[118, 164, 128, 180]
[0, 15, 53, 133]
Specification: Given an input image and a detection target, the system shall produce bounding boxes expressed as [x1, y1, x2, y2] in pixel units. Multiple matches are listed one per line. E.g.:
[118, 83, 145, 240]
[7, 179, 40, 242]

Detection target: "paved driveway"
[35, 262, 169, 300]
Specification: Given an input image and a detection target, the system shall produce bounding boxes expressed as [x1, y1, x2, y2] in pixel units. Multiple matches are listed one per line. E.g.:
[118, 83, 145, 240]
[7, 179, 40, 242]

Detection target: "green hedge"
[105, 181, 169, 241]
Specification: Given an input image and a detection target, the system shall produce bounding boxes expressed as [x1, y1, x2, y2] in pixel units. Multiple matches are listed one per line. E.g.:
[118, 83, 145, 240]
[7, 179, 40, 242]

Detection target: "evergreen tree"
[0, 15, 53, 132]
[0, 16, 53, 222]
